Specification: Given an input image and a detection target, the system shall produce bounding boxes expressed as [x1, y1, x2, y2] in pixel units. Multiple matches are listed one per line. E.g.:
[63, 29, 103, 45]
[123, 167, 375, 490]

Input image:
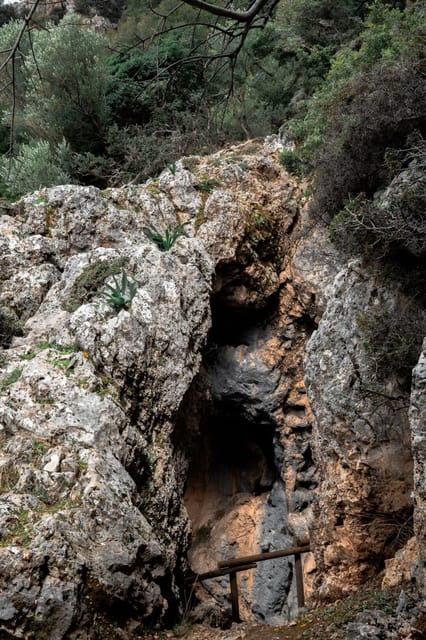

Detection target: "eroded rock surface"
[305, 263, 417, 600]
[411, 339, 426, 597]
[0, 137, 424, 638]
[0, 140, 312, 637]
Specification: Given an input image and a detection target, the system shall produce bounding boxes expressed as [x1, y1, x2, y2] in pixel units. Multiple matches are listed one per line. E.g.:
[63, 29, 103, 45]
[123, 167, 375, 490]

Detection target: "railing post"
[229, 571, 241, 622]
[294, 552, 305, 609]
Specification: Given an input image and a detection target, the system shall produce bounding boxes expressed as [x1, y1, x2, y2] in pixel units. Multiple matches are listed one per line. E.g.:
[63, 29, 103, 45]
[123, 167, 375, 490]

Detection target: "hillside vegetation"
[0, 2, 424, 289]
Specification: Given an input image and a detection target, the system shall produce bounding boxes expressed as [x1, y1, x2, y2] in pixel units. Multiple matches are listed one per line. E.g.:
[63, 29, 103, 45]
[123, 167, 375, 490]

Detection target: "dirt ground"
[140, 579, 408, 640]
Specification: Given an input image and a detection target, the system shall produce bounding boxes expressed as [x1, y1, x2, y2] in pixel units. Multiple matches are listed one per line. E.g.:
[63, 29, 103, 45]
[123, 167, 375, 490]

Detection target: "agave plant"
[143, 221, 190, 251]
[96, 270, 138, 312]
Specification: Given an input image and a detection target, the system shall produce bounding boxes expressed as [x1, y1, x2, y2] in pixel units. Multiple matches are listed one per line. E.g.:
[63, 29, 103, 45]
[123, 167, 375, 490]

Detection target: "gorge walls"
[0, 138, 423, 638]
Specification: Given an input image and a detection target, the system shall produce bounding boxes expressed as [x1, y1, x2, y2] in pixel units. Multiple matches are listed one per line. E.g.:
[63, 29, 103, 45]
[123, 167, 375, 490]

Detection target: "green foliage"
[277, 0, 365, 48]
[96, 270, 138, 312]
[0, 0, 422, 202]
[316, 57, 424, 215]
[329, 137, 426, 258]
[287, 0, 426, 197]
[106, 34, 204, 128]
[0, 139, 72, 199]
[22, 16, 110, 154]
[196, 176, 221, 193]
[0, 19, 31, 115]
[279, 148, 304, 176]
[143, 221, 190, 251]
[104, 115, 216, 186]
[64, 257, 129, 312]
[2, 367, 23, 386]
[37, 342, 77, 354]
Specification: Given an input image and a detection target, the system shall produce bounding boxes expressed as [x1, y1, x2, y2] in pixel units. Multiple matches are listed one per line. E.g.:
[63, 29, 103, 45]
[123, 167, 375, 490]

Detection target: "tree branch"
[182, 0, 271, 23]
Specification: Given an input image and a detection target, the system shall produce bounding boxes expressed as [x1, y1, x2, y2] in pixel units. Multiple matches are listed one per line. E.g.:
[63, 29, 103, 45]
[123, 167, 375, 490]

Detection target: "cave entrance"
[183, 390, 293, 624]
[185, 406, 276, 517]
[182, 267, 298, 624]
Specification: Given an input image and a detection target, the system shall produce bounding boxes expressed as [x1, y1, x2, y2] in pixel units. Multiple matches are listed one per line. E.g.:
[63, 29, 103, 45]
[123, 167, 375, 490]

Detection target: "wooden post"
[294, 552, 305, 609]
[229, 571, 241, 622]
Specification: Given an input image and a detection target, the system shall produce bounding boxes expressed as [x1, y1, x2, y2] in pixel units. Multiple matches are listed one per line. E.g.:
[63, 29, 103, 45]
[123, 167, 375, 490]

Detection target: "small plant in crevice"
[0, 464, 19, 493]
[64, 257, 129, 312]
[143, 221, 190, 251]
[167, 162, 177, 175]
[279, 148, 305, 177]
[96, 270, 138, 312]
[196, 175, 221, 193]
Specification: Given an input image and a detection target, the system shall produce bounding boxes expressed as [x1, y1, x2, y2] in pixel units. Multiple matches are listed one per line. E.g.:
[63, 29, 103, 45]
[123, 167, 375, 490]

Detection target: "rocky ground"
[140, 580, 425, 640]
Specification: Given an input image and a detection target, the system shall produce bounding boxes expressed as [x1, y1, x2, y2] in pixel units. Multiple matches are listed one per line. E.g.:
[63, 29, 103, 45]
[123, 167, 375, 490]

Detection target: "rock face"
[0, 140, 319, 636]
[411, 339, 426, 597]
[304, 263, 417, 600]
[0, 138, 424, 638]
[0, 181, 213, 638]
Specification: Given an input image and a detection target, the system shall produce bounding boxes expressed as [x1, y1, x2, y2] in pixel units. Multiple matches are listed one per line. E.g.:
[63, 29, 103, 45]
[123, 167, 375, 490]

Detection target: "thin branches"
[182, 0, 271, 23]
[0, 1, 41, 78]
[0, 1, 42, 163]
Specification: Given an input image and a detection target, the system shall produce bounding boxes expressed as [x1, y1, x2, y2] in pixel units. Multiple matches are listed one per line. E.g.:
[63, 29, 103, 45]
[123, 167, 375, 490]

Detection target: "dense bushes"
[23, 17, 110, 153]
[314, 60, 426, 218]
[330, 136, 426, 259]
[357, 301, 426, 386]
[0, 140, 71, 198]
[0, 0, 424, 203]
[0, 16, 110, 195]
[294, 1, 426, 274]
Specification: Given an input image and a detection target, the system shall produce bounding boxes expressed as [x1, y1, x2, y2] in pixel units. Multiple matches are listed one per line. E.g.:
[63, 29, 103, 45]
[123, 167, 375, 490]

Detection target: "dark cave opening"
[186, 406, 277, 501]
[209, 291, 280, 348]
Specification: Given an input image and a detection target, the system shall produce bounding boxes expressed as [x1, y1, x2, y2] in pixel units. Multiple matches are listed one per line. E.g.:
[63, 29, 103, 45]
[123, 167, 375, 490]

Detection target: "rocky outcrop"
[0, 139, 318, 636]
[0, 182, 213, 638]
[0, 137, 424, 637]
[304, 263, 416, 600]
[411, 339, 426, 597]
[306, 262, 422, 598]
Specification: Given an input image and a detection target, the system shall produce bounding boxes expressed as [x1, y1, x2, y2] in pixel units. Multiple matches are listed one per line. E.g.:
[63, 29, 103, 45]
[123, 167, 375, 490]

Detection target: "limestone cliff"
[0, 138, 424, 638]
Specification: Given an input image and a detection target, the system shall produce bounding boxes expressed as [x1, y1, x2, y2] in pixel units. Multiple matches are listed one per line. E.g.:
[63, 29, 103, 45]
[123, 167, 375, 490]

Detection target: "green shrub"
[329, 135, 426, 258]
[2, 367, 23, 386]
[357, 302, 426, 386]
[0, 139, 72, 199]
[105, 119, 217, 185]
[286, 1, 426, 214]
[23, 16, 110, 154]
[313, 60, 426, 218]
[279, 148, 304, 176]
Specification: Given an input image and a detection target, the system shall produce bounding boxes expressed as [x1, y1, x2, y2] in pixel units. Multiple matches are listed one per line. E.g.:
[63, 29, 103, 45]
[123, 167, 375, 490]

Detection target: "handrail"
[187, 544, 311, 622]
[193, 562, 257, 582]
[217, 544, 310, 568]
